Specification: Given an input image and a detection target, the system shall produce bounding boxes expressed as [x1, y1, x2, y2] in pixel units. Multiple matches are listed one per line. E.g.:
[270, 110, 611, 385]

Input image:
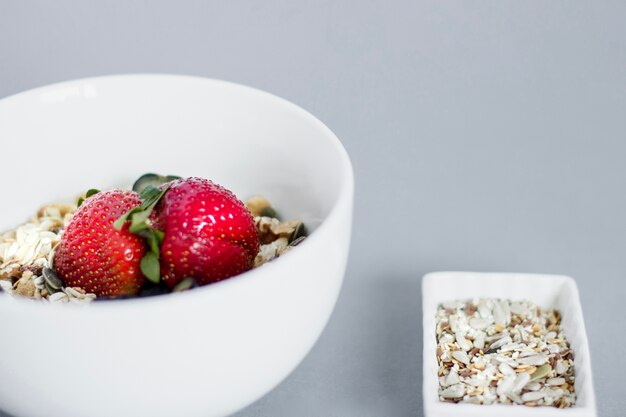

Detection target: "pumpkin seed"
[288, 236, 306, 247]
[43, 267, 62, 290]
[290, 222, 307, 242]
[173, 277, 197, 292]
[531, 364, 552, 381]
[260, 206, 278, 219]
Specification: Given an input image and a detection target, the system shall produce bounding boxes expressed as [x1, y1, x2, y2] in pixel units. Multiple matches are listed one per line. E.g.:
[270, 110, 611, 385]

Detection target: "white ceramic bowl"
[0, 75, 354, 417]
[422, 272, 596, 417]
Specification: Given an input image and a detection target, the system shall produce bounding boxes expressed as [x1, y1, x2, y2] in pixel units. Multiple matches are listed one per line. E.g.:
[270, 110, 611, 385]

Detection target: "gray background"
[1, 1, 625, 416]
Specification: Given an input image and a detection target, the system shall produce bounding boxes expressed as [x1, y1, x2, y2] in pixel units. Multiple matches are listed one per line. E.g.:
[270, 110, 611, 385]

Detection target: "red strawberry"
[152, 177, 259, 288]
[54, 190, 146, 296]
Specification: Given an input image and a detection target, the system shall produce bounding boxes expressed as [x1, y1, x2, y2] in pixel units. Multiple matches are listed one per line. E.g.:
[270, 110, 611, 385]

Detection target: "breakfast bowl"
[0, 74, 354, 417]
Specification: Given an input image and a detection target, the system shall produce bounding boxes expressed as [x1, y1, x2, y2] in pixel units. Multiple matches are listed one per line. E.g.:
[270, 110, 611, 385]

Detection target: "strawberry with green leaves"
[54, 189, 146, 297]
[54, 174, 261, 297]
[156, 177, 260, 287]
[126, 177, 260, 288]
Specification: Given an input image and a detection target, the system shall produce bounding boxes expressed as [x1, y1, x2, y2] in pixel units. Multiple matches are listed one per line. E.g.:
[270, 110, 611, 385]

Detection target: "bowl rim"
[0, 73, 355, 310]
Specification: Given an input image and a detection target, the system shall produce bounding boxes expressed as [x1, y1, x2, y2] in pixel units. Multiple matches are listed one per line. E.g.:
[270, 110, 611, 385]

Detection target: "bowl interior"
[0, 75, 349, 232]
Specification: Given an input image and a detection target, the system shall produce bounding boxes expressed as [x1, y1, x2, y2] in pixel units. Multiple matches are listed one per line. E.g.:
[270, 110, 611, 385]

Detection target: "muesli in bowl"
[0, 173, 307, 303]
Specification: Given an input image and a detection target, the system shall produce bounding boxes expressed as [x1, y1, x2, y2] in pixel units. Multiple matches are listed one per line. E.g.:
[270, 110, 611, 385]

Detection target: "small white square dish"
[422, 272, 596, 417]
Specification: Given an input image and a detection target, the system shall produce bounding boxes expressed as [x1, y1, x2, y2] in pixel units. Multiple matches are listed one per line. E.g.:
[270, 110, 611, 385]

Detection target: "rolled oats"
[0, 203, 97, 303]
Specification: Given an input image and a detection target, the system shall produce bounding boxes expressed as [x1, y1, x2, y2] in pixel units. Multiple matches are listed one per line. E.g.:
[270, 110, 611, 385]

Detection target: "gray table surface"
[1, 2, 625, 416]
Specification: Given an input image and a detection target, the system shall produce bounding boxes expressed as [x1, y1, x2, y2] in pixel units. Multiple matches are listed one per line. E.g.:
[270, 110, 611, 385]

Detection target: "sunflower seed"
[477, 299, 491, 318]
[442, 369, 460, 386]
[512, 372, 531, 392]
[522, 391, 545, 402]
[493, 301, 506, 325]
[555, 360, 569, 375]
[469, 317, 492, 330]
[455, 332, 473, 351]
[65, 287, 86, 299]
[48, 292, 68, 303]
[440, 384, 465, 399]
[452, 350, 470, 365]
[546, 377, 566, 386]
[488, 336, 512, 351]
[518, 353, 548, 366]
[497, 375, 516, 396]
[548, 344, 561, 354]
[499, 362, 516, 376]
[473, 331, 485, 349]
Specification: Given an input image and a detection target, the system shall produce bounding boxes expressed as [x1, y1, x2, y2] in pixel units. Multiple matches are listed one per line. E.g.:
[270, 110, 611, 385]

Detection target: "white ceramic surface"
[0, 75, 354, 417]
[422, 272, 596, 417]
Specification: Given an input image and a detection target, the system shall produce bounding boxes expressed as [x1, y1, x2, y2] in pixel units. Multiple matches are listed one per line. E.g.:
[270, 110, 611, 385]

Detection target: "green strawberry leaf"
[146, 230, 161, 256]
[153, 229, 165, 243]
[129, 210, 152, 233]
[114, 175, 180, 284]
[133, 173, 181, 194]
[115, 185, 170, 231]
[140, 252, 160, 284]
[77, 188, 101, 208]
[114, 206, 142, 230]
[139, 185, 162, 208]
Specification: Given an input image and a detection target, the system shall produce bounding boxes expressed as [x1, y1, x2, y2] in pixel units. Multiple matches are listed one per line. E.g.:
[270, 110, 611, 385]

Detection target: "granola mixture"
[0, 194, 304, 303]
[246, 195, 306, 267]
[436, 298, 576, 408]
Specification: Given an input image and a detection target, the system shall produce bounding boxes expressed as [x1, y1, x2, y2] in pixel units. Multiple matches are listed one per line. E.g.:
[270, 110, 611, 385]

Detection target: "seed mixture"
[0, 194, 304, 303]
[246, 195, 306, 267]
[436, 298, 576, 408]
[0, 203, 96, 303]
